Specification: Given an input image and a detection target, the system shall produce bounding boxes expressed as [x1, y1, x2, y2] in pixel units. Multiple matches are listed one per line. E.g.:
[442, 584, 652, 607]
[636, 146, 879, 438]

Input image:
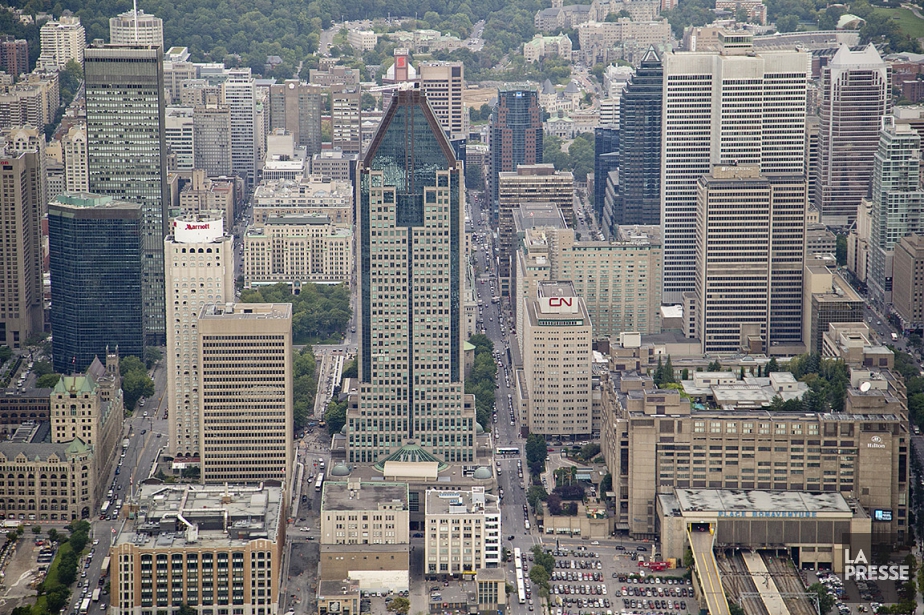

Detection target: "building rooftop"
[199, 302, 292, 320]
[321, 481, 408, 512]
[425, 488, 499, 515]
[673, 488, 853, 515]
[115, 483, 283, 549]
[265, 214, 333, 226]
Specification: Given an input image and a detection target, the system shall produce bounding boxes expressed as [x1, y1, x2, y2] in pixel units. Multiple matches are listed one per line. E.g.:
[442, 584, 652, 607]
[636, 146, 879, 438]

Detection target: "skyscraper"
[347, 88, 476, 465]
[489, 86, 542, 213]
[268, 80, 324, 155]
[37, 16, 84, 71]
[593, 126, 618, 230]
[694, 165, 806, 354]
[85, 44, 169, 345]
[331, 84, 362, 154]
[165, 218, 235, 461]
[0, 37, 28, 78]
[62, 122, 88, 193]
[221, 68, 257, 186]
[616, 46, 662, 227]
[0, 145, 44, 349]
[418, 62, 467, 140]
[815, 44, 891, 226]
[109, 10, 164, 48]
[193, 105, 233, 176]
[867, 119, 924, 306]
[661, 36, 808, 303]
[48, 193, 143, 373]
[198, 302, 293, 484]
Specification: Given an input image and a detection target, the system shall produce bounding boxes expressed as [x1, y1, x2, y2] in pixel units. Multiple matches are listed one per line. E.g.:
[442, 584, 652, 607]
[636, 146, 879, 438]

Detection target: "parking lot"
[516, 542, 698, 615]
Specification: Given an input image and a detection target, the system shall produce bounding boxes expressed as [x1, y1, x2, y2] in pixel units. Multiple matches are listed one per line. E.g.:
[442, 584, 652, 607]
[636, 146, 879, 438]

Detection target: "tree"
[529, 564, 550, 589]
[835, 235, 847, 266]
[526, 433, 547, 468]
[527, 485, 548, 511]
[31, 525, 41, 534]
[386, 597, 410, 615]
[47, 529, 58, 543]
[341, 358, 358, 379]
[32, 360, 54, 377]
[119, 355, 146, 377]
[178, 605, 198, 615]
[532, 545, 556, 573]
[807, 582, 836, 615]
[122, 370, 155, 411]
[35, 373, 61, 388]
[181, 466, 201, 480]
[707, 360, 722, 372]
[766, 357, 780, 373]
[775, 15, 800, 33]
[144, 347, 163, 368]
[580, 443, 600, 460]
[600, 472, 612, 492]
[69, 530, 87, 554]
[326, 400, 347, 435]
[0, 346, 11, 363]
[728, 603, 746, 615]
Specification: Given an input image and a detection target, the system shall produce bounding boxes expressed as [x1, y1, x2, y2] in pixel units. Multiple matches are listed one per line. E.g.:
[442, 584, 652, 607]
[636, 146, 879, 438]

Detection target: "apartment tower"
[419, 62, 467, 140]
[347, 88, 476, 465]
[48, 193, 143, 373]
[694, 165, 807, 354]
[660, 34, 808, 303]
[332, 84, 363, 154]
[489, 87, 542, 213]
[165, 218, 235, 461]
[109, 10, 164, 48]
[867, 119, 924, 307]
[815, 44, 891, 226]
[197, 302, 293, 484]
[37, 16, 85, 71]
[84, 44, 170, 345]
[221, 68, 257, 186]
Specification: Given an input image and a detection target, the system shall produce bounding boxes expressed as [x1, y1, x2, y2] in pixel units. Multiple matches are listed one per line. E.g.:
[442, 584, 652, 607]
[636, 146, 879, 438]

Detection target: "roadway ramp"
[688, 528, 731, 615]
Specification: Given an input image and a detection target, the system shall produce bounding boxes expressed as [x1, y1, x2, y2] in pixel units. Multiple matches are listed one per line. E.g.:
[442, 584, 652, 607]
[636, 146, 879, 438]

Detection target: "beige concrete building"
[319, 579, 361, 615]
[892, 234, 924, 329]
[197, 302, 293, 484]
[243, 214, 353, 288]
[267, 80, 323, 154]
[575, 18, 671, 64]
[109, 10, 164, 48]
[498, 164, 574, 294]
[521, 281, 593, 436]
[179, 170, 237, 229]
[419, 62, 467, 140]
[110, 483, 284, 615]
[694, 166, 806, 355]
[821, 322, 895, 370]
[523, 33, 573, 63]
[803, 259, 865, 353]
[347, 29, 379, 52]
[37, 15, 85, 71]
[165, 218, 236, 461]
[425, 486, 501, 575]
[320, 479, 410, 591]
[332, 84, 362, 154]
[551, 226, 662, 338]
[848, 197, 873, 285]
[253, 176, 353, 227]
[311, 150, 356, 183]
[62, 122, 88, 193]
[601, 373, 910, 542]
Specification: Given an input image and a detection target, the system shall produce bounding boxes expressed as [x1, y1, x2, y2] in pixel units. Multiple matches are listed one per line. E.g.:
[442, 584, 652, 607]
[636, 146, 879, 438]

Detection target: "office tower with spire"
[347, 88, 476, 465]
[165, 218, 235, 462]
[815, 44, 891, 226]
[85, 44, 169, 345]
[616, 46, 662, 227]
[489, 86, 542, 214]
[109, 9, 164, 48]
[660, 35, 808, 303]
[868, 119, 924, 306]
[48, 193, 143, 373]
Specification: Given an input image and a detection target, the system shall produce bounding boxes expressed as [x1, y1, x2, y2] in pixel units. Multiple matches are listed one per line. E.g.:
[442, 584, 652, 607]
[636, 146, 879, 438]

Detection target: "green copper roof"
[464, 341, 476, 351]
[53, 374, 97, 395]
[373, 444, 449, 472]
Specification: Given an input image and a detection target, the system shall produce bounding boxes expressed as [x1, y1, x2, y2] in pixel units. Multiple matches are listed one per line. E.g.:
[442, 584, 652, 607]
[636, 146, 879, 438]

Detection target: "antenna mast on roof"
[133, 0, 139, 43]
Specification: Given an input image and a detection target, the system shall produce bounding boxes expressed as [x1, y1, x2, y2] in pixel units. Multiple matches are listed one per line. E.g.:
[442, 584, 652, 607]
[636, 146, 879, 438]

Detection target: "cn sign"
[540, 295, 578, 314]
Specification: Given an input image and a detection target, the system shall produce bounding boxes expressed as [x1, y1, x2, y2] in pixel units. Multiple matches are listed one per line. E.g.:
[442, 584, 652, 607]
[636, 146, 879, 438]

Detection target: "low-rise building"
[253, 176, 353, 227]
[110, 483, 284, 615]
[347, 30, 379, 52]
[179, 170, 238, 229]
[803, 259, 865, 354]
[715, 0, 767, 24]
[428, 569, 508, 613]
[425, 487, 501, 575]
[524, 33, 573, 63]
[822, 322, 895, 370]
[311, 150, 357, 183]
[244, 214, 353, 288]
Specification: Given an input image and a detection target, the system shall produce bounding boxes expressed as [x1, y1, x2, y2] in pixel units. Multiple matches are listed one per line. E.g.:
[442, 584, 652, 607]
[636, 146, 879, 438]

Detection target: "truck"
[79, 598, 91, 614]
[122, 438, 130, 449]
[91, 589, 101, 602]
[891, 332, 899, 342]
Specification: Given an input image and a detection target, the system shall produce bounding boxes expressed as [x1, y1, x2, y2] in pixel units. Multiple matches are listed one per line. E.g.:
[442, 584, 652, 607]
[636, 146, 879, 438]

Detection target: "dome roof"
[476, 422, 485, 434]
[473, 466, 492, 479]
[373, 444, 449, 472]
[340, 424, 348, 435]
[330, 463, 351, 477]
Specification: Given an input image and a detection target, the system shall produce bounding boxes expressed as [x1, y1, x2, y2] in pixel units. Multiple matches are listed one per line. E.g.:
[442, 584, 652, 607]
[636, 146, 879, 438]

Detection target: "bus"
[513, 548, 527, 605]
[314, 472, 325, 492]
[496, 447, 519, 457]
[100, 556, 110, 579]
[91, 588, 101, 602]
[79, 598, 91, 614]
[100, 501, 110, 516]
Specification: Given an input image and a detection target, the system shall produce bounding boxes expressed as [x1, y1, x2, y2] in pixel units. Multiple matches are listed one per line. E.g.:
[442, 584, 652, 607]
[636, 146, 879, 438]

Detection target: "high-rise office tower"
[109, 10, 164, 48]
[0, 146, 44, 349]
[165, 106, 194, 172]
[661, 35, 808, 303]
[489, 86, 542, 212]
[48, 193, 143, 373]
[617, 46, 662, 227]
[593, 126, 618, 231]
[268, 80, 324, 155]
[193, 105, 233, 176]
[815, 44, 891, 226]
[868, 119, 924, 306]
[222, 69, 257, 186]
[165, 218, 235, 462]
[85, 45, 169, 345]
[0, 37, 28, 78]
[198, 302, 292, 484]
[694, 165, 807, 354]
[419, 62, 467, 140]
[331, 84, 362, 154]
[37, 16, 84, 71]
[892, 235, 924, 330]
[347, 88, 476, 465]
[62, 122, 88, 193]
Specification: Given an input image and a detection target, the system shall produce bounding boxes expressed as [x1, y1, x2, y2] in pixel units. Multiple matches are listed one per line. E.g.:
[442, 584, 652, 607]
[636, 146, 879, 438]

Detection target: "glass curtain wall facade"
[489, 87, 542, 215]
[349, 89, 475, 465]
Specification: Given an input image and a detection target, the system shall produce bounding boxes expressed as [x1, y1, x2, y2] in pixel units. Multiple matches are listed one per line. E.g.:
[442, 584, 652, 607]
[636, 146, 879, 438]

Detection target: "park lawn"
[875, 7, 924, 39]
[32, 541, 76, 615]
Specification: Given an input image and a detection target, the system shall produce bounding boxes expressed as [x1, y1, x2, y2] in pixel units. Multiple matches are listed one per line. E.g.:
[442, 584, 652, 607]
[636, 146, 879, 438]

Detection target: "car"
[636, 546, 648, 552]
[591, 541, 599, 545]
[156, 433, 162, 438]
[92, 539, 99, 546]
[141, 429, 146, 435]
[299, 527, 311, 532]
[117, 484, 122, 490]
[413, 532, 423, 538]
[508, 535, 515, 541]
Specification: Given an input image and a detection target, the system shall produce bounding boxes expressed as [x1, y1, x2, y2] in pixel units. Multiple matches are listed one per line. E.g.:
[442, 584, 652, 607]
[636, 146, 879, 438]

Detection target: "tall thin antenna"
[133, 0, 139, 43]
